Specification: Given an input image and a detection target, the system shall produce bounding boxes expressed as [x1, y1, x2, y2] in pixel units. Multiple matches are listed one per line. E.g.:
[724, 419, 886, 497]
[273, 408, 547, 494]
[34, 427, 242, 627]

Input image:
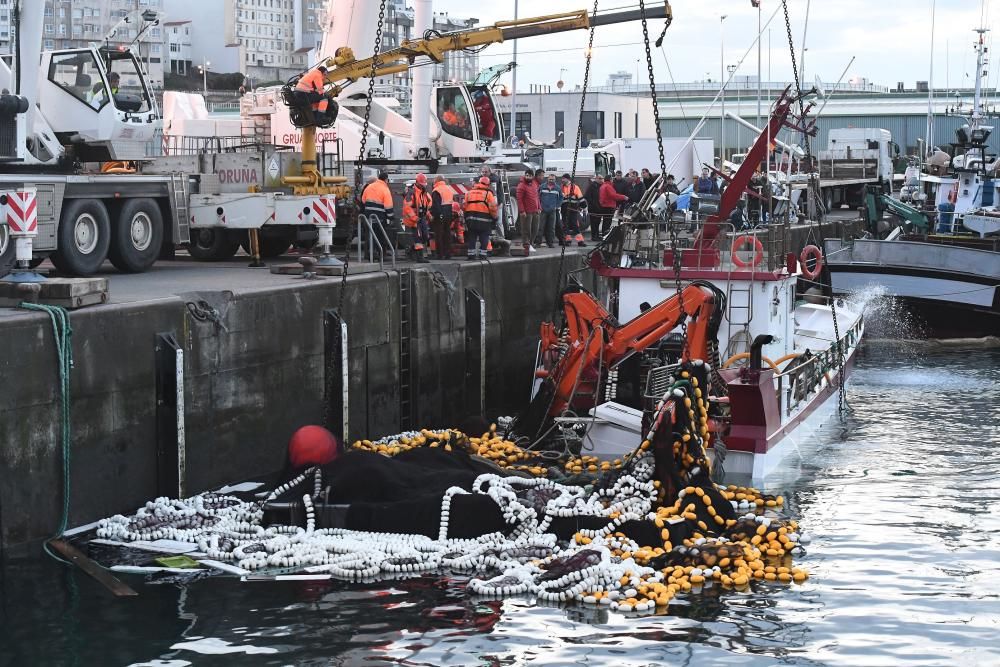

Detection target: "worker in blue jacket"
[538, 173, 564, 248]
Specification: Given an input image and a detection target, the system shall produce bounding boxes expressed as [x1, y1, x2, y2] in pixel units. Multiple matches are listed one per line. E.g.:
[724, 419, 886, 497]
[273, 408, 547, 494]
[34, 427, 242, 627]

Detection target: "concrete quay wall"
[0, 253, 597, 550]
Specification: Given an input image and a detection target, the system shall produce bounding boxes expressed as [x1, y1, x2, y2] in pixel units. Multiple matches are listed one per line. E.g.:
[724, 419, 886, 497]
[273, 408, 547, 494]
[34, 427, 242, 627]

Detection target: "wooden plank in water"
[48, 538, 138, 597]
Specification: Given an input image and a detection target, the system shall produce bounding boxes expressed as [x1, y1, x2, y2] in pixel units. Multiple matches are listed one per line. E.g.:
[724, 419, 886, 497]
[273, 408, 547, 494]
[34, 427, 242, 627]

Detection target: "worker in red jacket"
[595, 175, 628, 241]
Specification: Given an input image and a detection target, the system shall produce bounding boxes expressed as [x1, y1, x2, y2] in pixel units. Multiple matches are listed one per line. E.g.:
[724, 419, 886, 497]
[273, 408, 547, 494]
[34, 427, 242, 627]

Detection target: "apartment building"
[1, 0, 165, 86]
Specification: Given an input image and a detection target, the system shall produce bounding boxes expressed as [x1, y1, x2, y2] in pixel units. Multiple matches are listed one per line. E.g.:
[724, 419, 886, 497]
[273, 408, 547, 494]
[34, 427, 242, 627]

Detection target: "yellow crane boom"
[284, 2, 672, 192]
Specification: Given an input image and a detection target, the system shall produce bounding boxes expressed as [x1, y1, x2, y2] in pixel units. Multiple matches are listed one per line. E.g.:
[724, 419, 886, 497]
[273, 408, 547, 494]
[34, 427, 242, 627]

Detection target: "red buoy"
[288, 425, 339, 469]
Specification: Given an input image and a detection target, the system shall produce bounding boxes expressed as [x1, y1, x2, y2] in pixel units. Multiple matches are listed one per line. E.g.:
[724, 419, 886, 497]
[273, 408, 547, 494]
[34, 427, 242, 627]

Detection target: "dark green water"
[3, 343, 999, 667]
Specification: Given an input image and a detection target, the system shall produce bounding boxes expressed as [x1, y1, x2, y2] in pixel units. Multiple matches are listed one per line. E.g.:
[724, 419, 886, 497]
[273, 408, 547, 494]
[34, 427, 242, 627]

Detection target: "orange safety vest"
[296, 69, 328, 112]
[402, 186, 432, 228]
[463, 184, 498, 231]
[562, 182, 584, 205]
[361, 179, 394, 222]
[432, 181, 454, 221]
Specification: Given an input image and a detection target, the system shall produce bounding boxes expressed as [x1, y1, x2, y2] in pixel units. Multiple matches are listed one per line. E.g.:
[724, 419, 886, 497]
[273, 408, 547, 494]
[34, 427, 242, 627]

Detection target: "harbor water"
[2, 341, 999, 666]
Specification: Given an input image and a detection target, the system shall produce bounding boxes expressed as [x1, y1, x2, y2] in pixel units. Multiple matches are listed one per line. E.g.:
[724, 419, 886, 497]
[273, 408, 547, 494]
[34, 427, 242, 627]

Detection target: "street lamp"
[720, 14, 728, 163]
[197, 59, 211, 97]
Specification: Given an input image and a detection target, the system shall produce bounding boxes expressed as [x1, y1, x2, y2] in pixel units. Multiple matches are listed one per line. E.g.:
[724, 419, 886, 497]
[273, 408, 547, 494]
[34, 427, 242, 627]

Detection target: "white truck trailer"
[817, 127, 898, 210]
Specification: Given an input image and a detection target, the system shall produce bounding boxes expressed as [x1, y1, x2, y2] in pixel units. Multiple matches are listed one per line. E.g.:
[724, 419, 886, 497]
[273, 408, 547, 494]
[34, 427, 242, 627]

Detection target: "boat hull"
[719, 349, 856, 482]
[825, 239, 1000, 338]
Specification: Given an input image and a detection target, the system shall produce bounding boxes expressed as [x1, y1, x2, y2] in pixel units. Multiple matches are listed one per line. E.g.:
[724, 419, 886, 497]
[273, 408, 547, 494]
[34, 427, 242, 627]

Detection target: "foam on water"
[844, 283, 925, 340]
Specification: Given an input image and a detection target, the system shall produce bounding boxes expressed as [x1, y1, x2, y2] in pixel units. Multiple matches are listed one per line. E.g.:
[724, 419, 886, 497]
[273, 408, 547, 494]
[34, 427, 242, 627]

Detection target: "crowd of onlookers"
[360, 164, 757, 262]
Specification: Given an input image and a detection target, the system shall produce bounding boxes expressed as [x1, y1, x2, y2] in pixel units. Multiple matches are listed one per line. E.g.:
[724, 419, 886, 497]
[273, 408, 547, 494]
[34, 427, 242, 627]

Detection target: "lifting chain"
[325, 0, 387, 431]
[340, 0, 387, 319]
[639, 1, 686, 351]
[553, 0, 600, 318]
[781, 0, 845, 413]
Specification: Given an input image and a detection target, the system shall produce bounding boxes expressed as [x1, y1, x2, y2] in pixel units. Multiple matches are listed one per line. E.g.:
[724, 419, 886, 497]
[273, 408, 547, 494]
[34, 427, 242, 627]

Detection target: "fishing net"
[89, 361, 809, 613]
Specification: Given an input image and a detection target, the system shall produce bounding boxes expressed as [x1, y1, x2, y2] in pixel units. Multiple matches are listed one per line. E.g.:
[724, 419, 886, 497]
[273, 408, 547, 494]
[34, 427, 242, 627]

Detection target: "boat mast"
[972, 27, 988, 129]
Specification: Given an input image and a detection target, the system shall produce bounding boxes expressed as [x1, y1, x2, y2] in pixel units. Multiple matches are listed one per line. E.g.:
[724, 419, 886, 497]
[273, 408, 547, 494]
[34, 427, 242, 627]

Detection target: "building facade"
[495, 92, 656, 146]
[5, 0, 166, 87]
[653, 81, 1000, 158]
[164, 19, 191, 76]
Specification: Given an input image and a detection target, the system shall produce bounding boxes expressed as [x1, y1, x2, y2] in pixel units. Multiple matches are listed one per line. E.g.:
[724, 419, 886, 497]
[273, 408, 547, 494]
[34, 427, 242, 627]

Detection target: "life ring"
[731, 235, 764, 268]
[799, 244, 824, 280]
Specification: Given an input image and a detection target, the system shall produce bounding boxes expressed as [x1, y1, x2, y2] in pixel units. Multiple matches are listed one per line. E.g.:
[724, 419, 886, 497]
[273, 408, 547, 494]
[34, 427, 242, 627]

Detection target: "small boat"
[825, 28, 1000, 338]
[514, 88, 864, 483]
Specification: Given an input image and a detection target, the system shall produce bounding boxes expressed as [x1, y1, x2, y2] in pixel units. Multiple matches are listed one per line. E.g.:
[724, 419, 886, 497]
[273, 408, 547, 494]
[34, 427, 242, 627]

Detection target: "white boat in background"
[825, 27, 1000, 338]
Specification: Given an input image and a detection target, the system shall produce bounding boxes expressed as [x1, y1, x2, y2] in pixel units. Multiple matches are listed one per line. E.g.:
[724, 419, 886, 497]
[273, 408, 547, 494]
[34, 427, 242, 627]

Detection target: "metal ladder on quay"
[169, 173, 192, 245]
[497, 169, 515, 238]
[398, 268, 413, 430]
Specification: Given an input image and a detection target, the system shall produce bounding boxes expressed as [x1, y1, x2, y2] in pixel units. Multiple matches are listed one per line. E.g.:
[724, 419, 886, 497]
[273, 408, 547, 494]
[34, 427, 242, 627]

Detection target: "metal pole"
[720, 15, 727, 163]
[926, 0, 936, 156]
[800, 0, 811, 86]
[510, 0, 519, 143]
[757, 1, 762, 130]
[635, 58, 640, 136]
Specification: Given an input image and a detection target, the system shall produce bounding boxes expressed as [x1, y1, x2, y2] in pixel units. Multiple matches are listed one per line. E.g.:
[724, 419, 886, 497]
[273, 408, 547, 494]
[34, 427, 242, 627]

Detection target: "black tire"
[239, 231, 293, 259]
[108, 198, 164, 273]
[51, 199, 111, 276]
[188, 229, 241, 261]
[0, 223, 14, 277]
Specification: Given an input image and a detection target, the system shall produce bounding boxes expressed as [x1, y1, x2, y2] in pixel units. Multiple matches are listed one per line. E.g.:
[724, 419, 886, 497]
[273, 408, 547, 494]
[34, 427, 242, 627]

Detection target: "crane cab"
[38, 45, 159, 161]
[432, 83, 503, 159]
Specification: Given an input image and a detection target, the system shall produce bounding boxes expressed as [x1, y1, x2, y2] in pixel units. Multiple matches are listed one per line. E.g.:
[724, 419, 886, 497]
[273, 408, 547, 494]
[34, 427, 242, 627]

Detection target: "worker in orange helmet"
[402, 173, 433, 263]
[295, 64, 332, 122]
[463, 176, 498, 260]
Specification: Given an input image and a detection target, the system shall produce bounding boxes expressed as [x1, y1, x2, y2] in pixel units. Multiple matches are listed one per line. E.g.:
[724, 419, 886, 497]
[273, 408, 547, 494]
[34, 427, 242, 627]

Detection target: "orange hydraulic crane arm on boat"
[694, 87, 817, 251]
[539, 282, 721, 417]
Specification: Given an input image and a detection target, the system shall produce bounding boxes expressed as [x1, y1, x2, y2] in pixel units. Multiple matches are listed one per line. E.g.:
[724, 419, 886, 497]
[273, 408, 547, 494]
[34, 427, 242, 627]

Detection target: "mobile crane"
[278, 4, 673, 192]
[0, 1, 175, 278]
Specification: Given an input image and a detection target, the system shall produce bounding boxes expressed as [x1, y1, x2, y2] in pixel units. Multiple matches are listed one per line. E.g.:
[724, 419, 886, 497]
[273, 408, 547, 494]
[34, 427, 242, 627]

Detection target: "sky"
[432, 0, 998, 94]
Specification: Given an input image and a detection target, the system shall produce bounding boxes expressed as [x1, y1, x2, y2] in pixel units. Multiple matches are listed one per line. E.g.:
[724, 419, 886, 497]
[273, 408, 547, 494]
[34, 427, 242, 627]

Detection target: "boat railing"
[774, 314, 863, 415]
[356, 213, 396, 269]
[609, 218, 790, 274]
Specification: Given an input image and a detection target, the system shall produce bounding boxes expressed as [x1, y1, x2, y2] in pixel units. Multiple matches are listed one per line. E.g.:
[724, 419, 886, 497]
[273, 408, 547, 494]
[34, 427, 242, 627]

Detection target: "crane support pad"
[0, 277, 108, 309]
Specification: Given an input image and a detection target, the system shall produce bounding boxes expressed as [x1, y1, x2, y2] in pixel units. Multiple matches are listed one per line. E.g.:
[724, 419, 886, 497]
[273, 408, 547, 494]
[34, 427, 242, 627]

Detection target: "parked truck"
[0, 3, 338, 277]
[816, 127, 898, 210]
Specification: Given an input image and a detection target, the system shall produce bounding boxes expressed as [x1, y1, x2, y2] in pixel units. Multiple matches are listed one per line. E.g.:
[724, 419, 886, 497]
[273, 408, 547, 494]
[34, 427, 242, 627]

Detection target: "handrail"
[355, 213, 396, 269]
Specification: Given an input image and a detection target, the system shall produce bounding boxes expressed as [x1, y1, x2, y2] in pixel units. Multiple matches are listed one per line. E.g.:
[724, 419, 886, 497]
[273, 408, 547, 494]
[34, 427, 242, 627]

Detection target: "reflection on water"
[3, 343, 1000, 666]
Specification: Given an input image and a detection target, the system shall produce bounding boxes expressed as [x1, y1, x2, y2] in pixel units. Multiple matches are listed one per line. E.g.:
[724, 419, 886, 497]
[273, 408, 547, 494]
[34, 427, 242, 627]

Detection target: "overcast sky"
[432, 0, 997, 94]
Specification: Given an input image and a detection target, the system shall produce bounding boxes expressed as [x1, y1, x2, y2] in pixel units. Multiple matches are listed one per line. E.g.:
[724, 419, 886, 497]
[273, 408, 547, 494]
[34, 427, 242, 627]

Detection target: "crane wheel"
[188, 229, 241, 261]
[109, 198, 164, 273]
[51, 199, 111, 277]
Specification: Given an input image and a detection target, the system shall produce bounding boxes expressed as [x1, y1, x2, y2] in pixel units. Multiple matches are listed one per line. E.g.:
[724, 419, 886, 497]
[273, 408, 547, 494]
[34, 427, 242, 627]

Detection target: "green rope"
[19, 302, 74, 563]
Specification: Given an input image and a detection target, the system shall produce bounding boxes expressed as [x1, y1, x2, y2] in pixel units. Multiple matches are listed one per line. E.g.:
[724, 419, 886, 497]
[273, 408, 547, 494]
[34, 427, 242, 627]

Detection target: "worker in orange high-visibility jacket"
[463, 176, 498, 260]
[402, 173, 432, 263]
[361, 170, 395, 233]
[296, 65, 331, 120]
[430, 175, 455, 260]
[560, 174, 587, 247]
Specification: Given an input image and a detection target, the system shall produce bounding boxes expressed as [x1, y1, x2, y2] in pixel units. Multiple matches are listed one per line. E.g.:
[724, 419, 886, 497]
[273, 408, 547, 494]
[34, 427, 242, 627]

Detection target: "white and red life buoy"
[799, 244, 824, 280]
[731, 235, 764, 268]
